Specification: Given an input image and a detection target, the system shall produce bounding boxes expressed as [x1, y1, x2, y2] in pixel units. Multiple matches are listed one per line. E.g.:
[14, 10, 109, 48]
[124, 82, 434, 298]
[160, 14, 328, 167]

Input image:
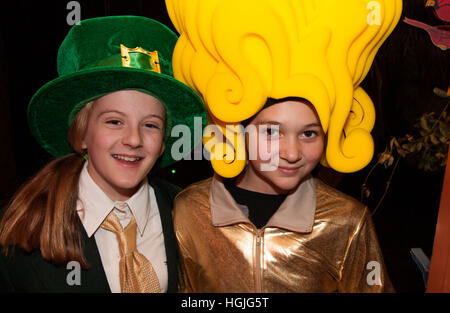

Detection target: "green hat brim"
[28, 66, 206, 168]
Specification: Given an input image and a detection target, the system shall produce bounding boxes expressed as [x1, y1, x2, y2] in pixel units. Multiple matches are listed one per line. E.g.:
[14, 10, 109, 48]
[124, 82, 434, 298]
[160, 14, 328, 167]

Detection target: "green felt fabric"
[27, 16, 206, 167]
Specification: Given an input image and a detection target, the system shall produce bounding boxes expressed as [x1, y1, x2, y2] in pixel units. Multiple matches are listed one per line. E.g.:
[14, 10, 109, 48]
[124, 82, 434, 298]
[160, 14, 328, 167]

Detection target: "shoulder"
[314, 178, 368, 225]
[314, 178, 363, 206]
[175, 177, 212, 204]
[173, 177, 212, 219]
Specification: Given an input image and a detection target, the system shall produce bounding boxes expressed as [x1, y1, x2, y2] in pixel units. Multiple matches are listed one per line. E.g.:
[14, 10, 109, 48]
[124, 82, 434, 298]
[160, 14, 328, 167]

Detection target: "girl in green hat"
[0, 15, 205, 292]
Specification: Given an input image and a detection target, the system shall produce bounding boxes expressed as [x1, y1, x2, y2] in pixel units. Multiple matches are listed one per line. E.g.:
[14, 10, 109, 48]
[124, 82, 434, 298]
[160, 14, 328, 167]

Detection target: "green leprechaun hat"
[27, 15, 206, 167]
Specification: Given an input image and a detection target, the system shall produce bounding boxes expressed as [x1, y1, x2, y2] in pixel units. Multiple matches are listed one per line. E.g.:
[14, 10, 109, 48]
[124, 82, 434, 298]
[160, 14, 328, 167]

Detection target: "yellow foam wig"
[166, 0, 402, 177]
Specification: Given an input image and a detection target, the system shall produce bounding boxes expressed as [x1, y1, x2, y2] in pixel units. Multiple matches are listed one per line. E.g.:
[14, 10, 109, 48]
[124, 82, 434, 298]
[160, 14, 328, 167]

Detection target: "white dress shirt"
[76, 162, 168, 292]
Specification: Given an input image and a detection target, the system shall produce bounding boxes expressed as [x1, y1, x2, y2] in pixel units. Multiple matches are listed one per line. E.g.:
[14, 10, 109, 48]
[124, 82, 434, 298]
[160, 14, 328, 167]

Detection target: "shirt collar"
[209, 174, 316, 233]
[77, 162, 151, 237]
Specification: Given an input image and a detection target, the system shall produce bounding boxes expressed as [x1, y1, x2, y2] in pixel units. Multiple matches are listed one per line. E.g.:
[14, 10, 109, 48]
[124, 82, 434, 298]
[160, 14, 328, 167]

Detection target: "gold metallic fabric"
[173, 176, 394, 292]
[101, 211, 160, 293]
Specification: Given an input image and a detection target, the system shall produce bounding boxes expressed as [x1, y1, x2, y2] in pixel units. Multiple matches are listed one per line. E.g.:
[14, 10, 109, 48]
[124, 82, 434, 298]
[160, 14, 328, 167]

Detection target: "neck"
[86, 164, 143, 202]
[235, 165, 289, 195]
[105, 185, 140, 202]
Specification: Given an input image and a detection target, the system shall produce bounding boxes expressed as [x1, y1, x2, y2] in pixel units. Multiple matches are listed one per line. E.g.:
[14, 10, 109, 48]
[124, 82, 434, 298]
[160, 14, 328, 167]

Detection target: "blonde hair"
[68, 100, 94, 154]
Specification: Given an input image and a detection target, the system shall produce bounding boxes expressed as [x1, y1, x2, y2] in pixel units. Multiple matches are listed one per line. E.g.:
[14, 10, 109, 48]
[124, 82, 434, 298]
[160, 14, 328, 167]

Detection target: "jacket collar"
[209, 174, 316, 233]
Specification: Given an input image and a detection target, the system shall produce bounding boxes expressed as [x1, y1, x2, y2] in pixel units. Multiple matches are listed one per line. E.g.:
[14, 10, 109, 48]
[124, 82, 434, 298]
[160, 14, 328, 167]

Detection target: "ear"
[81, 140, 87, 150]
[159, 143, 165, 157]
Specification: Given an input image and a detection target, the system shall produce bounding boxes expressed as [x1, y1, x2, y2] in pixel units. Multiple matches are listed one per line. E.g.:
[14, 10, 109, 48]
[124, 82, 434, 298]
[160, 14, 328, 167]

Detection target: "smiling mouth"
[112, 154, 143, 163]
[278, 166, 301, 173]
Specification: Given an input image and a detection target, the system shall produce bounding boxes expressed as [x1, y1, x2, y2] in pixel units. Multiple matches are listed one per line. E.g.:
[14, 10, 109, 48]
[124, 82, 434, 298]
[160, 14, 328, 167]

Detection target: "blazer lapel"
[78, 221, 112, 292]
[28, 178, 179, 292]
[30, 220, 111, 292]
[150, 177, 179, 293]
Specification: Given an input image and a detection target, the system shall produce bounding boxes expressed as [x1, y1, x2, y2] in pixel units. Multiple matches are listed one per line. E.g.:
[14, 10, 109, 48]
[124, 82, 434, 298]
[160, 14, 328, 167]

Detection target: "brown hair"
[0, 102, 94, 268]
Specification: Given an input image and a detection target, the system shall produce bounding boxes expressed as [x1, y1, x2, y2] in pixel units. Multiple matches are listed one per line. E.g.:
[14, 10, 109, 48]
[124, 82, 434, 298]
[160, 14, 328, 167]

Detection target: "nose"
[122, 125, 143, 148]
[279, 136, 302, 163]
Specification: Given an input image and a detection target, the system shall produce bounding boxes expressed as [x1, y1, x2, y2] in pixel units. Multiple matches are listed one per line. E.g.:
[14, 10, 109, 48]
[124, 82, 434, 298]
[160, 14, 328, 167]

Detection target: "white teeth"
[112, 154, 141, 162]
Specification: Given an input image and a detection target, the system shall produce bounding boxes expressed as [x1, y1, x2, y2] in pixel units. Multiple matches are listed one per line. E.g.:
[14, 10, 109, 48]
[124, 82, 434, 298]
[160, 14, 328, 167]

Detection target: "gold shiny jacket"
[173, 175, 394, 292]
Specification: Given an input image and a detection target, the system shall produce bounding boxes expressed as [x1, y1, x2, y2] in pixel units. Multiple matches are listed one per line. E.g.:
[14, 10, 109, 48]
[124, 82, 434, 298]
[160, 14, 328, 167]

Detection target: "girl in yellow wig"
[168, 0, 402, 292]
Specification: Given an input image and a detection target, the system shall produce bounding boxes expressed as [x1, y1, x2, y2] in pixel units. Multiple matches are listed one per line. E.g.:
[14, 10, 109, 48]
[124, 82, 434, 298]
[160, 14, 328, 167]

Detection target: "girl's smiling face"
[81, 90, 166, 201]
[238, 99, 325, 194]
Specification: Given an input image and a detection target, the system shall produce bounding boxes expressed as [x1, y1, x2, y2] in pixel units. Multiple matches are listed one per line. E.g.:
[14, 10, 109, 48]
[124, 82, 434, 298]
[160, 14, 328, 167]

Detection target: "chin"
[273, 181, 301, 193]
[265, 175, 302, 194]
[115, 176, 146, 189]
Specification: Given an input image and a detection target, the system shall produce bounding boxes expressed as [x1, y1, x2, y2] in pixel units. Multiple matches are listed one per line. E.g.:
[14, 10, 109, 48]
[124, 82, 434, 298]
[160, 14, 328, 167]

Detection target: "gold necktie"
[101, 210, 161, 293]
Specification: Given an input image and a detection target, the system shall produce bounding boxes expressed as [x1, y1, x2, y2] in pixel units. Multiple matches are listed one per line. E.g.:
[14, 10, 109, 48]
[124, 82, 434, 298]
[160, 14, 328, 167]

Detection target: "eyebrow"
[256, 121, 322, 128]
[255, 121, 281, 125]
[302, 123, 322, 128]
[97, 110, 165, 121]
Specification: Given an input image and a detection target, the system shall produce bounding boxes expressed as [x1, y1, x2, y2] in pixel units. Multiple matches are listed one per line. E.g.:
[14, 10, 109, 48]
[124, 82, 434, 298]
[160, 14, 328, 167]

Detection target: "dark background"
[0, 0, 448, 292]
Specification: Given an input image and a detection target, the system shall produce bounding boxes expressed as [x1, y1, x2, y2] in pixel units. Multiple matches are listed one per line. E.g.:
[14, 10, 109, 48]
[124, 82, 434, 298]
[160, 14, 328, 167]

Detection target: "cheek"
[245, 132, 257, 160]
[303, 141, 325, 162]
[246, 133, 268, 167]
[248, 158, 264, 175]
[246, 133, 277, 162]
[83, 128, 116, 153]
[143, 133, 165, 154]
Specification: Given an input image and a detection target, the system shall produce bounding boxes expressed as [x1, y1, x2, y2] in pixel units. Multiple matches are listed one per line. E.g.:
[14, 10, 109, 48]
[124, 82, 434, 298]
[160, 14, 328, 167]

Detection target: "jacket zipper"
[254, 228, 263, 292]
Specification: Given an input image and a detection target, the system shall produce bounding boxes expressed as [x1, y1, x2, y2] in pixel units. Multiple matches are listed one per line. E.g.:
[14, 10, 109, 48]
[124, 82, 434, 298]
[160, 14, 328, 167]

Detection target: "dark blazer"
[0, 176, 180, 292]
